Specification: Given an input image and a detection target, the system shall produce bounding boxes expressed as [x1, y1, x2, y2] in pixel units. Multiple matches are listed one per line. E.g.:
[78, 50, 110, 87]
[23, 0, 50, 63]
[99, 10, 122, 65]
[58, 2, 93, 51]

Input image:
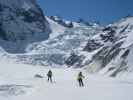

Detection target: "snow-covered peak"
[49, 16, 62, 21]
[113, 17, 133, 48]
[46, 17, 67, 39]
[81, 16, 133, 76]
[114, 16, 133, 27]
[48, 16, 74, 28]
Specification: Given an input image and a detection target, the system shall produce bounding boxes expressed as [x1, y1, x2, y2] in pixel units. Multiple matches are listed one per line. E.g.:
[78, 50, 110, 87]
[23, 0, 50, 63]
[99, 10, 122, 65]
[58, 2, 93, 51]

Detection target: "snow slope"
[64, 16, 133, 76]
[46, 17, 66, 39]
[0, 61, 133, 100]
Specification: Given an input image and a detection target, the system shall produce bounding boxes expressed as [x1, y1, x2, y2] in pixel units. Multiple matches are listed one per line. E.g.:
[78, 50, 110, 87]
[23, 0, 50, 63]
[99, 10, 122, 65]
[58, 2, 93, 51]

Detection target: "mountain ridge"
[0, 0, 133, 77]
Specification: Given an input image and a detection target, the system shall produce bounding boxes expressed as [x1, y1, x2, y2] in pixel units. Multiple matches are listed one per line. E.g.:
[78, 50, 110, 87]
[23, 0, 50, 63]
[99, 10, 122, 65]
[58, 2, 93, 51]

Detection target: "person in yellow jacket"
[77, 72, 85, 87]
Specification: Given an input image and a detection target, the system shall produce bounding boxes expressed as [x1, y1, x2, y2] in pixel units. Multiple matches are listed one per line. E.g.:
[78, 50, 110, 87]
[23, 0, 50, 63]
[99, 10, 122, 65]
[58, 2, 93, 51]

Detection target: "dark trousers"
[48, 76, 52, 83]
[78, 79, 84, 87]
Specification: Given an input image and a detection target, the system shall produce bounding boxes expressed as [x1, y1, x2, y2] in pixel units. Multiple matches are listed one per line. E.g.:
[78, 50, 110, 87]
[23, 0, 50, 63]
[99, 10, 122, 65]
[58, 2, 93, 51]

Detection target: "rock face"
[85, 17, 133, 76]
[2, 17, 102, 67]
[0, 0, 50, 53]
[65, 16, 133, 77]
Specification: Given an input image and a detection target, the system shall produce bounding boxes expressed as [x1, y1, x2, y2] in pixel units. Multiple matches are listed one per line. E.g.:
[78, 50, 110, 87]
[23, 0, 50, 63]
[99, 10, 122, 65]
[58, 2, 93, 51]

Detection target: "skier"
[47, 70, 53, 83]
[77, 72, 85, 87]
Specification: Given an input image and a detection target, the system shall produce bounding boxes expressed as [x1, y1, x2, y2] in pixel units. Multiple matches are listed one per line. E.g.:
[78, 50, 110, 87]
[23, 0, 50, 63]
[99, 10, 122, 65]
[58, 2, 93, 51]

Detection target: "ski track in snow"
[0, 61, 133, 100]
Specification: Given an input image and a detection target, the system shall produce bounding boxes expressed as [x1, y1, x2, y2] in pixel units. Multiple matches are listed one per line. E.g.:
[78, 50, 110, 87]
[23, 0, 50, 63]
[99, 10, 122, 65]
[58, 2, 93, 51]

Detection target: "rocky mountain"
[0, 0, 51, 53]
[66, 16, 133, 77]
[0, 0, 133, 77]
[1, 17, 102, 67]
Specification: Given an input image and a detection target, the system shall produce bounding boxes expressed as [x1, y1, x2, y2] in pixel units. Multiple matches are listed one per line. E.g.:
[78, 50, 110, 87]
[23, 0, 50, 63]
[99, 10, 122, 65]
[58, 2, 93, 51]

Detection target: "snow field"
[0, 61, 133, 100]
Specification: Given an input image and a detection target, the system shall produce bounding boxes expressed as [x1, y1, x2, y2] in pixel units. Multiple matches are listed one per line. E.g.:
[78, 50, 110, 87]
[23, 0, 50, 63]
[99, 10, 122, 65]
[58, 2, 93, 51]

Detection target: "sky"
[37, 0, 133, 24]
